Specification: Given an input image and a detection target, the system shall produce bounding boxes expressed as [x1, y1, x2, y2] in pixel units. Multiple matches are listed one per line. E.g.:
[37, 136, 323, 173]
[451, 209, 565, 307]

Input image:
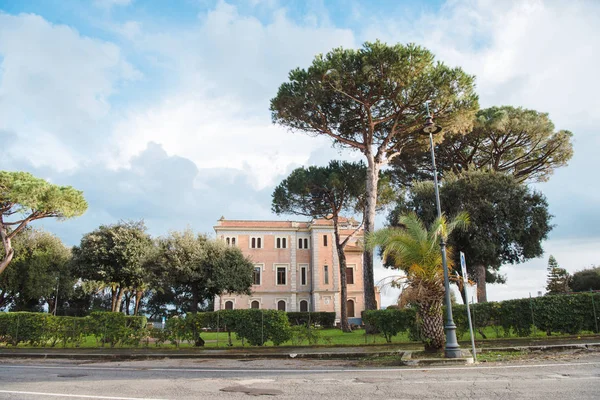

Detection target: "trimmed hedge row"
[452, 293, 600, 338]
[0, 312, 147, 347]
[0, 310, 296, 347]
[167, 310, 292, 346]
[364, 293, 600, 341]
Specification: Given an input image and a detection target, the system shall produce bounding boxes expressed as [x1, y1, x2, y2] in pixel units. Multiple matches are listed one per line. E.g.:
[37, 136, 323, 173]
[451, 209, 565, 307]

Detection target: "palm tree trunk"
[419, 301, 445, 351]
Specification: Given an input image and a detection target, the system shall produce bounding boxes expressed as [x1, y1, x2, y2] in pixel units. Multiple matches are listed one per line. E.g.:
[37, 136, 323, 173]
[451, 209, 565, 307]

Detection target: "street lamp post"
[421, 102, 462, 358]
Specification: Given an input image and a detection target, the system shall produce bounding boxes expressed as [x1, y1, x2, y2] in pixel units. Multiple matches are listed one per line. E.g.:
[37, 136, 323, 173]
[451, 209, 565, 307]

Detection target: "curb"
[0, 343, 597, 361]
[479, 343, 600, 353]
[0, 350, 405, 361]
[400, 350, 474, 366]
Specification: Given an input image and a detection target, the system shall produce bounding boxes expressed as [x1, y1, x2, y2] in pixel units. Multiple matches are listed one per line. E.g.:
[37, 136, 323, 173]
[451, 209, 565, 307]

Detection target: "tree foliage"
[367, 212, 469, 351]
[272, 160, 393, 332]
[271, 41, 479, 311]
[72, 221, 153, 314]
[570, 266, 600, 292]
[391, 106, 574, 186]
[546, 255, 570, 295]
[150, 232, 254, 346]
[390, 170, 553, 302]
[152, 229, 254, 313]
[0, 229, 72, 311]
[0, 171, 87, 275]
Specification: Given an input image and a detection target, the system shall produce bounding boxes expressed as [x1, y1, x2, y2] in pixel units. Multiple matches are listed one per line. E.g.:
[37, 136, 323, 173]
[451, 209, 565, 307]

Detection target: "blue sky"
[1, 0, 599, 305]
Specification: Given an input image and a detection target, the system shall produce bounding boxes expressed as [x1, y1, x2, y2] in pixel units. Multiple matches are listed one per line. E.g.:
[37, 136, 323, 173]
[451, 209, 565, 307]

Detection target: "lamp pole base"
[444, 323, 462, 358]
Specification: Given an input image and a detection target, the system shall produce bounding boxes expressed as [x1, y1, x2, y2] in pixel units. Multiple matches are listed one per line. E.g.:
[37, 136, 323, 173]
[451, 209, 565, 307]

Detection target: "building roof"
[215, 216, 362, 232]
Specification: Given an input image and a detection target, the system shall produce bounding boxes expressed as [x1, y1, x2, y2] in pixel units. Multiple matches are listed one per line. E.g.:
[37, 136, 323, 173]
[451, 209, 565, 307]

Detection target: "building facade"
[213, 217, 379, 323]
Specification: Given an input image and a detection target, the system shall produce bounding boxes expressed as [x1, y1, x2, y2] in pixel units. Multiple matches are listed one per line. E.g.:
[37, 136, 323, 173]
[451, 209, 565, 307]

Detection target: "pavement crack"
[220, 385, 283, 396]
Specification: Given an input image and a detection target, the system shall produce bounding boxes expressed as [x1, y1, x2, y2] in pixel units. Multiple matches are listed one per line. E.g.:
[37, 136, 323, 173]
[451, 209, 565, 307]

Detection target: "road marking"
[0, 390, 167, 400]
[0, 361, 599, 374]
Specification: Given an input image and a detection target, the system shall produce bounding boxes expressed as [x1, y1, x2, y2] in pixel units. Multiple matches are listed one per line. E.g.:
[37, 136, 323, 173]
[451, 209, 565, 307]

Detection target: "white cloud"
[105, 1, 356, 188]
[0, 12, 140, 170]
[109, 91, 335, 189]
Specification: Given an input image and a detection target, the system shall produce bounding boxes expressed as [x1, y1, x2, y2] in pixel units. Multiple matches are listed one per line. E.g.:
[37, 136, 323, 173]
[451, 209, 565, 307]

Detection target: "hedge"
[0, 312, 147, 347]
[362, 308, 416, 343]
[3, 294, 597, 347]
[363, 293, 600, 342]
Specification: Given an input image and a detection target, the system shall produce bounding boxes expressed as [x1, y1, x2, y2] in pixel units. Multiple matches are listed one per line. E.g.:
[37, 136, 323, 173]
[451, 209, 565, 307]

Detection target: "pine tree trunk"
[419, 301, 445, 352]
[476, 264, 488, 303]
[333, 218, 351, 333]
[363, 154, 380, 312]
[0, 226, 14, 276]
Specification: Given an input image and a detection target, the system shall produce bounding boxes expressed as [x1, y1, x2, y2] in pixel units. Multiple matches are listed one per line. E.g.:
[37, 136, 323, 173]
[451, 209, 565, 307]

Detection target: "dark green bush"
[363, 308, 416, 343]
[533, 294, 596, 335]
[46, 316, 91, 347]
[88, 312, 147, 347]
[0, 312, 50, 346]
[232, 309, 291, 346]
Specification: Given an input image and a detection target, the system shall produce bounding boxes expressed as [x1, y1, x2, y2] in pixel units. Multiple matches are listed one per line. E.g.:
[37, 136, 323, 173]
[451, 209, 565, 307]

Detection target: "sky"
[1, 0, 599, 307]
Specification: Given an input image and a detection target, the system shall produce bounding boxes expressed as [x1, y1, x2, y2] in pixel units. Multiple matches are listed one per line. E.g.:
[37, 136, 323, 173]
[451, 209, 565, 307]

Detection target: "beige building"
[214, 217, 379, 324]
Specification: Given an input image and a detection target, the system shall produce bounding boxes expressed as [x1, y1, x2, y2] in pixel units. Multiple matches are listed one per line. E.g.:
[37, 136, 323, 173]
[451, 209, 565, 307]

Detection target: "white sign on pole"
[460, 251, 468, 280]
[460, 251, 477, 362]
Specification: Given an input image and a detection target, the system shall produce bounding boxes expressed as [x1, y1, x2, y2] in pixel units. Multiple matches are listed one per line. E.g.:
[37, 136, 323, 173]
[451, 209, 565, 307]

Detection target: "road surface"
[1, 353, 599, 399]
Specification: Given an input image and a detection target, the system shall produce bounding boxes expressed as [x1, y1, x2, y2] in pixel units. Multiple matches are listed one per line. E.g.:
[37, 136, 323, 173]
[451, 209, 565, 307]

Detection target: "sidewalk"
[1, 339, 599, 361]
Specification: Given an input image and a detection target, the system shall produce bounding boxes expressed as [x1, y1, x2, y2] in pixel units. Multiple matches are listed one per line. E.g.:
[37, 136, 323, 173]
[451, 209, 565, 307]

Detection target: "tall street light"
[421, 102, 462, 358]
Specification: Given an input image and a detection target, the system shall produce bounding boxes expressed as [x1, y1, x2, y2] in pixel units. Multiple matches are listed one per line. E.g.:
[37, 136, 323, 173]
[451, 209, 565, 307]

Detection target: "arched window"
[347, 299, 355, 318]
[225, 300, 234, 310]
[277, 300, 286, 311]
[226, 237, 230, 245]
[231, 237, 236, 246]
[251, 300, 260, 309]
[299, 300, 308, 312]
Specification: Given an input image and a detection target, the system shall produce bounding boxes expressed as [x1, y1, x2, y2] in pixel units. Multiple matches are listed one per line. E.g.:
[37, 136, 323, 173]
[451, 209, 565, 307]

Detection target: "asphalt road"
[0, 354, 599, 399]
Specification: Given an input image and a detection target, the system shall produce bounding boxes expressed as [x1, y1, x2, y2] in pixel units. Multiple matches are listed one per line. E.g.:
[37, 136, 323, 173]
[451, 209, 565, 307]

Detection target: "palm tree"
[367, 212, 469, 351]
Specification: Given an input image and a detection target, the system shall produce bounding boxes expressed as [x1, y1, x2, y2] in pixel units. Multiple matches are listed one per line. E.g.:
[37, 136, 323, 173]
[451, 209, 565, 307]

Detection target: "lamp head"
[422, 116, 443, 135]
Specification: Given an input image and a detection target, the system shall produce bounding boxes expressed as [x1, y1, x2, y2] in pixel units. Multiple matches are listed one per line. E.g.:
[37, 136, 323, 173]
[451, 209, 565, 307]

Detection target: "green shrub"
[290, 324, 322, 345]
[232, 309, 291, 346]
[148, 326, 169, 347]
[362, 308, 416, 343]
[88, 312, 147, 347]
[0, 312, 51, 346]
[45, 316, 91, 348]
[165, 316, 189, 346]
[533, 294, 596, 335]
